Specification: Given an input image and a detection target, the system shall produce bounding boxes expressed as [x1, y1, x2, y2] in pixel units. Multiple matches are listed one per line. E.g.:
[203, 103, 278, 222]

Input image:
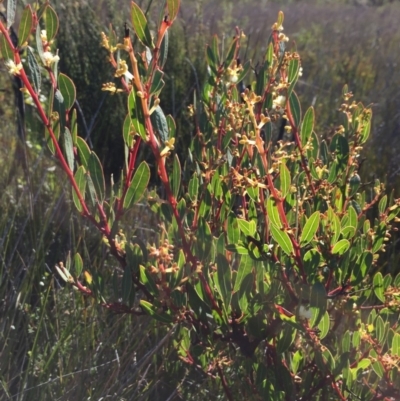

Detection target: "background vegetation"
[1, 0, 400, 400]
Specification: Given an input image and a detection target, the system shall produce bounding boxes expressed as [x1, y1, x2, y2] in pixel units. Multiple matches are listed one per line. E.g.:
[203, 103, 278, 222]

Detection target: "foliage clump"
[1, 1, 400, 400]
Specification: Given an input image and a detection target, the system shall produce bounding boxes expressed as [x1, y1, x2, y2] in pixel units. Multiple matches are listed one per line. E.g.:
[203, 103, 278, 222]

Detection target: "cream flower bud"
[43, 51, 60, 67]
[5, 60, 23, 75]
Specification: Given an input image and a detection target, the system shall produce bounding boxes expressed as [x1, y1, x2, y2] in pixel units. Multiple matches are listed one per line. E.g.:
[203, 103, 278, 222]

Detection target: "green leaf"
[270, 224, 293, 256]
[206, 35, 219, 75]
[246, 185, 259, 202]
[392, 333, 400, 356]
[44, 5, 59, 41]
[334, 352, 350, 379]
[348, 205, 358, 227]
[291, 351, 302, 375]
[74, 252, 83, 277]
[6, 0, 17, 29]
[170, 249, 185, 289]
[71, 108, 78, 145]
[140, 265, 159, 296]
[58, 73, 76, 110]
[348, 174, 361, 197]
[238, 273, 252, 312]
[225, 243, 248, 255]
[140, 300, 173, 324]
[352, 359, 371, 380]
[186, 283, 211, 319]
[341, 225, 356, 239]
[352, 251, 372, 285]
[198, 187, 211, 219]
[289, 90, 301, 127]
[394, 272, 400, 287]
[277, 10, 284, 28]
[123, 161, 150, 209]
[128, 89, 147, 141]
[310, 282, 327, 328]
[194, 217, 212, 260]
[327, 207, 341, 245]
[224, 37, 237, 69]
[360, 117, 371, 144]
[86, 172, 97, 207]
[371, 360, 384, 379]
[18, 5, 33, 46]
[123, 114, 134, 148]
[331, 239, 350, 255]
[378, 195, 387, 216]
[159, 30, 168, 68]
[227, 214, 240, 244]
[301, 106, 314, 147]
[76, 137, 91, 168]
[166, 115, 176, 138]
[88, 152, 105, 203]
[277, 324, 297, 353]
[266, 42, 274, 65]
[27, 46, 41, 94]
[279, 163, 291, 198]
[287, 58, 299, 97]
[125, 243, 144, 275]
[237, 59, 251, 84]
[383, 273, 392, 291]
[206, 45, 217, 75]
[320, 140, 329, 165]
[246, 235, 267, 261]
[131, 2, 154, 49]
[188, 174, 199, 201]
[0, 32, 13, 60]
[330, 134, 349, 171]
[300, 211, 320, 246]
[151, 105, 169, 143]
[342, 331, 351, 352]
[149, 68, 165, 96]
[372, 222, 386, 253]
[215, 254, 232, 308]
[375, 316, 386, 344]
[234, 255, 252, 292]
[72, 166, 86, 212]
[266, 197, 281, 228]
[322, 348, 335, 371]
[373, 272, 385, 303]
[237, 219, 252, 237]
[167, 0, 180, 23]
[63, 127, 74, 172]
[352, 331, 361, 348]
[53, 89, 65, 138]
[171, 154, 181, 199]
[317, 311, 330, 339]
[303, 249, 321, 277]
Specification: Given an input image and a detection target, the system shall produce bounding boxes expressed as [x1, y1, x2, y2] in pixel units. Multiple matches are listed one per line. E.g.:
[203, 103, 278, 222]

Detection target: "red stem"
[216, 362, 234, 401]
[117, 137, 142, 217]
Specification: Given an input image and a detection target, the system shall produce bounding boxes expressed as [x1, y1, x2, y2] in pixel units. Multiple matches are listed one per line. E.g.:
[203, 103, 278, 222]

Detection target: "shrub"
[1, 1, 400, 399]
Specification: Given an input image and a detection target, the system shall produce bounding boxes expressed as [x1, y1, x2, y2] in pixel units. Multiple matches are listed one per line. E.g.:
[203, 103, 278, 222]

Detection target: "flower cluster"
[40, 30, 60, 67]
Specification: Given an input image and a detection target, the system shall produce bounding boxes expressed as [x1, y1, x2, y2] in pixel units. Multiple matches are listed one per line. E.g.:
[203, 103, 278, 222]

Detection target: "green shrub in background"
[2, 1, 400, 400]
